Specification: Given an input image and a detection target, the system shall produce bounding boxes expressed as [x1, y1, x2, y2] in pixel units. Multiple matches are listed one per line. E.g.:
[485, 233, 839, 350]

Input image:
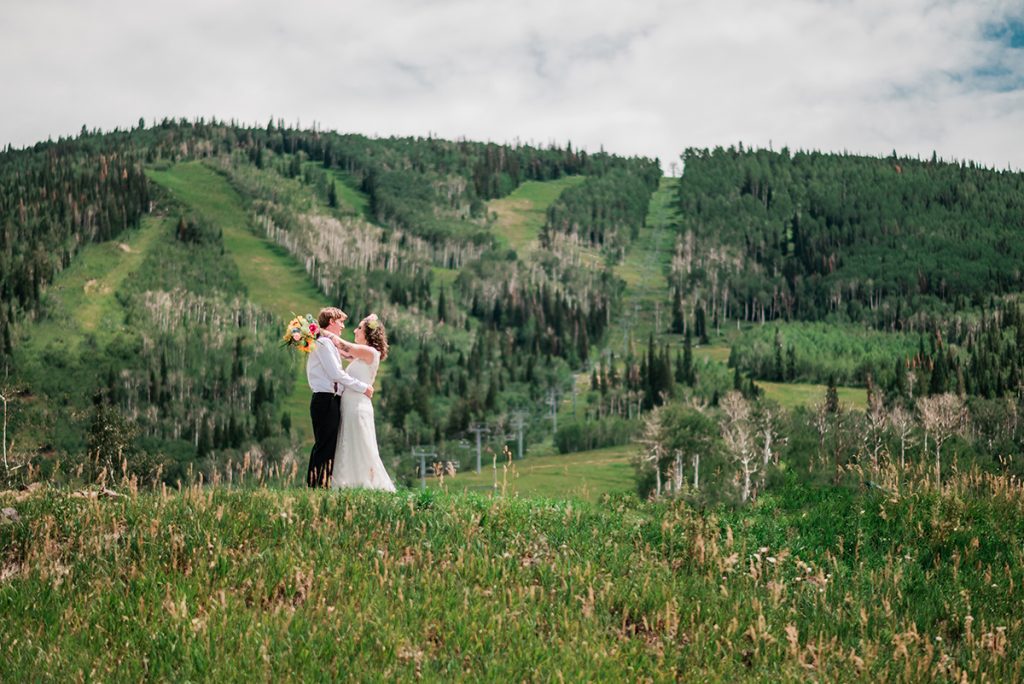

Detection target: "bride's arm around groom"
[310, 333, 374, 398]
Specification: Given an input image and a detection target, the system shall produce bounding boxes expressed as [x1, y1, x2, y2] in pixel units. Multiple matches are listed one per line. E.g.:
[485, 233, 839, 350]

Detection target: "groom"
[306, 307, 374, 488]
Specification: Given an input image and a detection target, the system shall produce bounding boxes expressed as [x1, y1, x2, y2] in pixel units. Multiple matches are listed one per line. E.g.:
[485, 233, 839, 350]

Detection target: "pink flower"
[292, 332, 301, 341]
[309, 323, 319, 334]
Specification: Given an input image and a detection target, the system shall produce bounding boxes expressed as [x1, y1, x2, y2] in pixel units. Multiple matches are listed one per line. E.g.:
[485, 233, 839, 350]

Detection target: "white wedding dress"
[331, 348, 396, 492]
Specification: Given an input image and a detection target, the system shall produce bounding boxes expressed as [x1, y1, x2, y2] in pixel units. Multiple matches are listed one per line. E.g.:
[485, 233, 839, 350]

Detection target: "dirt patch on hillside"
[83, 279, 111, 295]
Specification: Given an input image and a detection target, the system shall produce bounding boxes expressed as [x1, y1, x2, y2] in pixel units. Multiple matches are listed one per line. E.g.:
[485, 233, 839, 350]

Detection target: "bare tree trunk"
[1, 391, 7, 472]
[693, 452, 700, 490]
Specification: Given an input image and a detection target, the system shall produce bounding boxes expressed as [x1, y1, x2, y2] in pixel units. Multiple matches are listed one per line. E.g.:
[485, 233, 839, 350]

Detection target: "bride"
[321, 314, 396, 492]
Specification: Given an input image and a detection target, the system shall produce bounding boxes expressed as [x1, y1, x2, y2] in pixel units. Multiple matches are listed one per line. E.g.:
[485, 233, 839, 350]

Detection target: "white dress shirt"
[306, 335, 370, 395]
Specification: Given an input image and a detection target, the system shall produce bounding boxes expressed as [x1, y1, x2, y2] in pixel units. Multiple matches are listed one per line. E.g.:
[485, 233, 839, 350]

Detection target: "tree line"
[671, 145, 1024, 329]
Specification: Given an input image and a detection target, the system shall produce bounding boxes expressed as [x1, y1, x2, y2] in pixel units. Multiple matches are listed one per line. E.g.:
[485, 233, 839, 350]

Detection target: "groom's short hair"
[317, 307, 347, 328]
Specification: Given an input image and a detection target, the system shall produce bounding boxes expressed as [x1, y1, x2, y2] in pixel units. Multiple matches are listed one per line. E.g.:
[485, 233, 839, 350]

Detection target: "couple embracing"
[305, 307, 395, 492]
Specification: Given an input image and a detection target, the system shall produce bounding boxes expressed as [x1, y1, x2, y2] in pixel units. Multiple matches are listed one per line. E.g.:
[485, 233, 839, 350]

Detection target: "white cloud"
[1, 0, 1022, 170]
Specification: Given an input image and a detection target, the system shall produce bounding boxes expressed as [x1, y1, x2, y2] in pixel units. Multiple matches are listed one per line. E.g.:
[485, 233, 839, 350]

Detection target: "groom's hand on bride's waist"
[364, 386, 374, 399]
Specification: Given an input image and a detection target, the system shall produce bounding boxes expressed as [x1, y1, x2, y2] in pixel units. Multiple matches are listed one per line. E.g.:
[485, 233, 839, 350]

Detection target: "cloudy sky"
[2, 0, 1023, 170]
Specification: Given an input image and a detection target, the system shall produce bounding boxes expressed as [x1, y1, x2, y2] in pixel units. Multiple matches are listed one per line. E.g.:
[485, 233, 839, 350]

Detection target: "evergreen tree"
[785, 345, 797, 381]
[773, 328, 784, 381]
[682, 328, 694, 385]
[695, 305, 708, 344]
[671, 287, 685, 334]
[929, 351, 949, 395]
[644, 334, 657, 408]
[485, 373, 497, 411]
[894, 358, 908, 397]
[437, 288, 447, 323]
[197, 420, 212, 457]
[825, 374, 839, 413]
[254, 374, 267, 409]
[328, 181, 338, 208]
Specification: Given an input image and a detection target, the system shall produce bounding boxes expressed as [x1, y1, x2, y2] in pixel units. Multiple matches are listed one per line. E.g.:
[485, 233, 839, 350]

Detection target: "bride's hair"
[360, 315, 389, 361]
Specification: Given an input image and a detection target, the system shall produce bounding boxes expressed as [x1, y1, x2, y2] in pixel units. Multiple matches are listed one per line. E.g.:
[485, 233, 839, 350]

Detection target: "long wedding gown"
[331, 348, 396, 491]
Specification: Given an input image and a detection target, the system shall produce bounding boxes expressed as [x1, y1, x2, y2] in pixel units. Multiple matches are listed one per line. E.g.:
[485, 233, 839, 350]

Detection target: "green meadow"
[2, 471, 1021, 681]
[427, 444, 640, 502]
[16, 216, 164, 355]
[487, 175, 586, 255]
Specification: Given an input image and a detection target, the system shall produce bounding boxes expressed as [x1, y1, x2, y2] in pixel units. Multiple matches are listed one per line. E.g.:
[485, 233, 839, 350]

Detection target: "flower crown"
[365, 314, 380, 331]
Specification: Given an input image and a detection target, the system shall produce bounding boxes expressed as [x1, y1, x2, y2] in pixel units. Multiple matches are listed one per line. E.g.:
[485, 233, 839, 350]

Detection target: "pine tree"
[228, 413, 242, 448]
[328, 181, 338, 208]
[671, 287, 685, 334]
[2, 320, 11, 356]
[254, 374, 267, 409]
[695, 305, 708, 344]
[930, 351, 948, 395]
[437, 288, 447, 323]
[825, 374, 839, 413]
[894, 358, 908, 397]
[682, 328, 694, 385]
[645, 334, 657, 407]
[197, 420, 212, 457]
[773, 328, 784, 381]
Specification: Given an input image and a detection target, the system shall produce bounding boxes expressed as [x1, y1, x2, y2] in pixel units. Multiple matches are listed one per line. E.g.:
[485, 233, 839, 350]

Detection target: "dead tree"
[887, 405, 916, 471]
[916, 393, 968, 486]
[720, 391, 757, 503]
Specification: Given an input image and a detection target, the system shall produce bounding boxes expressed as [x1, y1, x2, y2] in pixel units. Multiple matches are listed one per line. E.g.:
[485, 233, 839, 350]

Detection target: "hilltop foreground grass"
[2, 474, 1022, 681]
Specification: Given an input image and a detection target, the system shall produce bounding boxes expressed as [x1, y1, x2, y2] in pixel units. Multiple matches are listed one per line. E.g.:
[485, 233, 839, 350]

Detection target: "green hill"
[3, 119, 1024, 681]
[147, 162, 327, 444]
[2, 121, 1024, 504]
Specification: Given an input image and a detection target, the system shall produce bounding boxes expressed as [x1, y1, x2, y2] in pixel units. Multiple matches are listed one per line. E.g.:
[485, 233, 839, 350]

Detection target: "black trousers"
[307, 392, 341, 488]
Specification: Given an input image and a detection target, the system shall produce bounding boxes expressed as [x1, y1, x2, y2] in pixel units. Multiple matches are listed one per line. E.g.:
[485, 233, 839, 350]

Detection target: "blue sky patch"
[985, 19, 1024, 48]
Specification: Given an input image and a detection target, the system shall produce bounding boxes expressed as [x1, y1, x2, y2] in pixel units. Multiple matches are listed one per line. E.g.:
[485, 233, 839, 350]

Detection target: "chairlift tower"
[411, 445, 437, 490]
[468, 424, 488, 474]
[510, 412, 528, 460]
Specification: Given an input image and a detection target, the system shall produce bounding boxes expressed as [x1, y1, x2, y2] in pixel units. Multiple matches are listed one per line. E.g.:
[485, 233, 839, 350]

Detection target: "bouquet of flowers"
[282, 314, 319, 353]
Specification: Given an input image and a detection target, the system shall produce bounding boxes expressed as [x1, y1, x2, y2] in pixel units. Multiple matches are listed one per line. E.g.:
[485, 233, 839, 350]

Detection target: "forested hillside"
[2, 123, 1024, 503]
[672, 146, 1024, 328]
[0, 120, 660, 485]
